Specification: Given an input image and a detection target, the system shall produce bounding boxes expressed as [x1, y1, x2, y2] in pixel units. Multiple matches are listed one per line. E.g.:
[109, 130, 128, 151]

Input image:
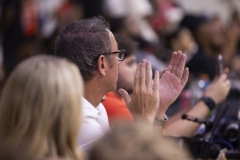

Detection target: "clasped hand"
[119, 51, 189, 123]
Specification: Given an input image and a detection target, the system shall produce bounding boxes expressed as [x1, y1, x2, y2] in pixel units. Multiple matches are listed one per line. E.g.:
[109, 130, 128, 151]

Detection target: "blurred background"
[1, 0, 240, 116]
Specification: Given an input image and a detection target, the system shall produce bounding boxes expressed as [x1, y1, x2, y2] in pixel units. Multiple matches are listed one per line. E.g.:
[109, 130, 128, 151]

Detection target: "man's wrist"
[153, 114, 168, 127]
[156, 107, 167, 119]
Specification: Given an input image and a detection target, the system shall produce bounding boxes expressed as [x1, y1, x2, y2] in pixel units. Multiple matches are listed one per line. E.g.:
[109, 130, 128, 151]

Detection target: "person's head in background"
[110, 17, 159, 55]
[0, 55, 84, 160]
[165, 27, 195, 54]
[114, 34, 138, 94]
[89, 121, 192, 160]
[110, 17, 141, 38]
[180, 15, 225, 56]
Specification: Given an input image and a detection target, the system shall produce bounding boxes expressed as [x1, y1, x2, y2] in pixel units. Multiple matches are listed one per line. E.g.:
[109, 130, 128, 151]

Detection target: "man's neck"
[84, 81, 107, 107]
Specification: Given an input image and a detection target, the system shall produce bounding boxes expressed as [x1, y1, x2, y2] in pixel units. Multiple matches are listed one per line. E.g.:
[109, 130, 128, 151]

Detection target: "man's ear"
[97, 55, 107, 76]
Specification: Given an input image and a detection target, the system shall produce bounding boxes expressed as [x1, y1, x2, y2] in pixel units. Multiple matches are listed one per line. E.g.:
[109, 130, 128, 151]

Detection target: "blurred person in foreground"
[90, 121, 193, 160]
[54, 16, 189, 153]
[0, 55, 85, 160]
[103, 34, 231, 137]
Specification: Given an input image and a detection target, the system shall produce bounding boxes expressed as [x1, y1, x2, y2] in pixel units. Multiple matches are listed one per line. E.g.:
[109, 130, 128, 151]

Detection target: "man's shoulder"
[79, 98, 110, 151]
[81, 97, 99, 115]
[81, 97, 109, 129]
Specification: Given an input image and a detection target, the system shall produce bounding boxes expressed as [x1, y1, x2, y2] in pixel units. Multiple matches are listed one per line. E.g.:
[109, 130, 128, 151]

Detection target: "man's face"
[106, 31, 120, 91]
[117, 54, 137, 93]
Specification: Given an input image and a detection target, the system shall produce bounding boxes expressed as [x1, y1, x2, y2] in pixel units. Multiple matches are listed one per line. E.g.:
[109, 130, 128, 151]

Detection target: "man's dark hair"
[55, 16, 111, 81]
[114, 34, 138, 58]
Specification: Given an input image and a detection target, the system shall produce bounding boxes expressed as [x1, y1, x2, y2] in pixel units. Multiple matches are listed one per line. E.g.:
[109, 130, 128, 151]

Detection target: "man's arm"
[150, 51, 189, 133]
[120, 51, 189, 134]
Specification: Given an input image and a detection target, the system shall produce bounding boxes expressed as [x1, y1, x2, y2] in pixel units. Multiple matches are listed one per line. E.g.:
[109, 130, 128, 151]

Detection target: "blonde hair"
[0, 55, 84, 160]
[90, 121, 193, 160]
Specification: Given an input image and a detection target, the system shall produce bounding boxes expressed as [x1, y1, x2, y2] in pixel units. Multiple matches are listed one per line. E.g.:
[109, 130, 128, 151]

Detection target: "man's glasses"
[103, 49, 125, 61]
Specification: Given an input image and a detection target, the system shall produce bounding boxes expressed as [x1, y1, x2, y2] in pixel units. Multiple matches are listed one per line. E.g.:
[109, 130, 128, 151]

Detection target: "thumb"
[119, 88, 131, 105]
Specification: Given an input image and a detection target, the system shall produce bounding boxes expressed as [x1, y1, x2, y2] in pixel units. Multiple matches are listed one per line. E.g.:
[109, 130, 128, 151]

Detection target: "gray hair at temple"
[55, 16, 111, 81]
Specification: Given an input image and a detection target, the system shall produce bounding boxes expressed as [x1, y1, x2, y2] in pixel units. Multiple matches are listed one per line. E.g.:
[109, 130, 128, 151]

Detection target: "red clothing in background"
[102, 92, 133, 125]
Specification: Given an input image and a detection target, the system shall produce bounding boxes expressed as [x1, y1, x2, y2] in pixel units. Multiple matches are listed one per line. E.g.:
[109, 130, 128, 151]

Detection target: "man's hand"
[158, 51, 189, 114]
[119, 59, 160, 123]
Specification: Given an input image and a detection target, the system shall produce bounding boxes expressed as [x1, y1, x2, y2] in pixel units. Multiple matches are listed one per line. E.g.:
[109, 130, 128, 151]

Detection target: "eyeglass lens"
[118, 50, 124, 60]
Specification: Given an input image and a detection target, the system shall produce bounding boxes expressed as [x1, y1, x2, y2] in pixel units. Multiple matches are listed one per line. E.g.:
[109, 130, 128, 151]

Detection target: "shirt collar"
[81, 97, 104, 114]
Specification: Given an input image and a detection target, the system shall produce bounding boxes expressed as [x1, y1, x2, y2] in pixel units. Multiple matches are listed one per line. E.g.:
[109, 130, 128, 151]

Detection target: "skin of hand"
[203, 73, 231, 105]
[163, 69, 231, 137]
[157, 51, 189, 115]
[119, 59, 160, 123]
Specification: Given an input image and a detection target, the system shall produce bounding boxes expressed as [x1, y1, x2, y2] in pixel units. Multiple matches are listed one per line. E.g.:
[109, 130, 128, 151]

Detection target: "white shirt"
[78, 97, 110, 153]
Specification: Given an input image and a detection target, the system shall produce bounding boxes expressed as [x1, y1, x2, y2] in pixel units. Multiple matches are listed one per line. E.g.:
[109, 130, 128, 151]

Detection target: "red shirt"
[102, 92, 133, 125]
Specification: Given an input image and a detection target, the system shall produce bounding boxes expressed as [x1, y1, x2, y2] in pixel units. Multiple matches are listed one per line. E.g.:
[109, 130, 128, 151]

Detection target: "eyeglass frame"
[101, 49, 125, 61]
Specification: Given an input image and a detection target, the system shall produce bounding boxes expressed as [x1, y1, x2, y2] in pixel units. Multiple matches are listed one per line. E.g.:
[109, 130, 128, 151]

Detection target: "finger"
[119, 88, 131, 105]
[134, 63, 141, 90]
[146, 61, 152, 90]
[181, 68, 189, 87]
[153, 70, 160, 97]
[140, 59, 147, 89]
[175, 53, 187, 79]
[172, 51, 183, 75]
[165, 51, 177, 72]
